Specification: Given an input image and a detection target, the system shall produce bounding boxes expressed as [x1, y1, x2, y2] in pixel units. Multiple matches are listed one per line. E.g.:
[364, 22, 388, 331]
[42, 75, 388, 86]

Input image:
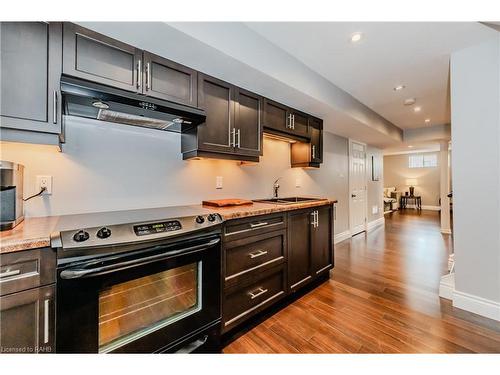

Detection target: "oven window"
[98, 262, 201, 353]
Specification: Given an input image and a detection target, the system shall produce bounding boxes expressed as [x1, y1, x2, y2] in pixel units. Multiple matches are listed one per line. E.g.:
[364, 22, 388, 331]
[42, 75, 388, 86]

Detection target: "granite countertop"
[0, 198, 337, 254]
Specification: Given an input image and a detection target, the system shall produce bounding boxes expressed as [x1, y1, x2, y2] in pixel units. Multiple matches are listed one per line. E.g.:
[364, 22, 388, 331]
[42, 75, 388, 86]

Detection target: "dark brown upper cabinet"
[142, 51, 197, 107]
[63, 24, 197, 107]
[291, 117, 323, 168]
[263, 98, 311, 141]
[289, 110, 309, 139]
[182, 73, 262, 162]
[234, 87, 263, 157]
[63, 23, 142, 93]
[1, 22, 62, 135]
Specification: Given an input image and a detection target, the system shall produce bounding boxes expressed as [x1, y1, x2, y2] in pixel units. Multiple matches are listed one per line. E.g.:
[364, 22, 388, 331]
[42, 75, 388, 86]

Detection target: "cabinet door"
[263, 99, 290, 133]
[197, 73, 235, 154]
[0, 285, 55, 353]
[142, 52, 197, 107]
[234, 87, 263, 157]
[287, 209, 313, 291]
[291, 110, 309, 138]
[63, 23, 142, 92]
[311, 206, 333, 275]
[310, 117, 323, 164]
[1, 22, 62, 134]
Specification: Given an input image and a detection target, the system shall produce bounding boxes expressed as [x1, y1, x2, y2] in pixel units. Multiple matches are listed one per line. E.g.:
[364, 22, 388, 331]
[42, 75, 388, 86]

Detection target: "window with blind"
[409, 153, 438, 168]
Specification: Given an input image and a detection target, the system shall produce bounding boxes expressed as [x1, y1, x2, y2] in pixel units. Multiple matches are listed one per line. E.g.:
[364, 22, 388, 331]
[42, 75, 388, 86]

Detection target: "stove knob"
[96, 227, 112, 239]
[195, 215, 205, 224]
[73, 230, 90, 242]
[207, 214, 217, 222]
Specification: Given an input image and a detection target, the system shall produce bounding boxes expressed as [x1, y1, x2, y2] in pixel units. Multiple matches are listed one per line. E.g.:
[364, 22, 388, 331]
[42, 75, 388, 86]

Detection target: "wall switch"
[216, 176, 223, 189]
[372, 205, 378, 214]
[36, 175, 52, 195]
[295, 178, 301, 188]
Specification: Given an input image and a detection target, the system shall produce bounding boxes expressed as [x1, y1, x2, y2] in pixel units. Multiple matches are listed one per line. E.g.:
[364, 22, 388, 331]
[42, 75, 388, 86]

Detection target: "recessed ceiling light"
[408, 145, 414, 148]
[413, 106, 422, 113]
[425, 118, 431, 123]
[350, 32, 363, 43]
[393, 85, 405, 91]
[404, 98, 416, 106]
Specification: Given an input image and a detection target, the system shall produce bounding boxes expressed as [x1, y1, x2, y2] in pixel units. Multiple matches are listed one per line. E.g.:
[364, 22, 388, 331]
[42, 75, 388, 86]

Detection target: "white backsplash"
[1, 116, 342, 218]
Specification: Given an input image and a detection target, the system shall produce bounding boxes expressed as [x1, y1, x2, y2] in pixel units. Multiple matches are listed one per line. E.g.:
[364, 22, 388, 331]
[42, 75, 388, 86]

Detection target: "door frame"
[348, 139, 368, 236]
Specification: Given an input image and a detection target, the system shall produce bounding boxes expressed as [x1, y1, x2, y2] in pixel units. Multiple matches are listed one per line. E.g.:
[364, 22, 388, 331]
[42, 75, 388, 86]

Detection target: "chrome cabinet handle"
[136, 60, 142, 89]
[43, 299, 49, 344]
[250, 222, 268, 228]
[0, 269, 21, 279]
[292, 114, 295, 129]
[312, 145, 316, 159]
[315, 210, 319, 228]
[311, 211, 316, 227]
[230, 128, 236, 147]
[249, 249, 268, 259]
[237, 128, 241, 148]
[146, 62, 151, 90]
[287, 114, 292, 129]
[248, 287, 268, 300]
[53, 91, 58, 124]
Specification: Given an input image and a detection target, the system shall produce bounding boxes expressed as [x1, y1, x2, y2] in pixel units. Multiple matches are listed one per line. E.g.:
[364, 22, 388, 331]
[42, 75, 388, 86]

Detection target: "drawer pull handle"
[250, 222, 268, 228]
[249, 250, 268, 259]
[248, 287, 269, 300]
[0, 269, 21, 279]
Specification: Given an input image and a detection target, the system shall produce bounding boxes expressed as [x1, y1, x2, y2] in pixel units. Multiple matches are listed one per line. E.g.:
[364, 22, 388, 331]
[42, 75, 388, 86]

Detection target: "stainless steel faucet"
[273, 178, 282, 199]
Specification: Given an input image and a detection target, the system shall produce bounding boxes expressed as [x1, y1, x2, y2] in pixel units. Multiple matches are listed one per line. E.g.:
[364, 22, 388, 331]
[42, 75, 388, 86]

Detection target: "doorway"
[349, 139, 367, 236]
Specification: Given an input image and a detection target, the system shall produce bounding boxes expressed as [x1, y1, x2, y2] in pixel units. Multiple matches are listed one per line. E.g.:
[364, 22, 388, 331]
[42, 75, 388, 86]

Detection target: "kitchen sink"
[254, 197, 326, 205]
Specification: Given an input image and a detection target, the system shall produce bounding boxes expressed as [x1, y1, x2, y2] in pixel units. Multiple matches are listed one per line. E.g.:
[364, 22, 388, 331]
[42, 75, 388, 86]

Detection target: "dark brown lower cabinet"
[288, 205, 333, 293]
[221, 204, 334, 335]
[0, 285, 55, 354]
[287, 209, 313, 291]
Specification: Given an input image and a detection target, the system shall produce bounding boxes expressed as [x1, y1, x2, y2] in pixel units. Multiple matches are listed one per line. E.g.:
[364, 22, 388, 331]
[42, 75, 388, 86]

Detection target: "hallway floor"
[223, 210, 500, 353]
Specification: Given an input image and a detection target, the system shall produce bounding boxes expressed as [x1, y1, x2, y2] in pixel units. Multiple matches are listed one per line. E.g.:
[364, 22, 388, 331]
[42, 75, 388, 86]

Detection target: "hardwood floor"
[223, 210, 500, 353]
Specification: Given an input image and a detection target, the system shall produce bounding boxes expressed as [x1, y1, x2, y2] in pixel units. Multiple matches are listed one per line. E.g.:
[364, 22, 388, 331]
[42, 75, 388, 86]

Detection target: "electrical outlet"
[36, 175, 52, 195]
[372, 205, 378, 214]
[216, 176, 223, 189]
[295, 178, 301, 188]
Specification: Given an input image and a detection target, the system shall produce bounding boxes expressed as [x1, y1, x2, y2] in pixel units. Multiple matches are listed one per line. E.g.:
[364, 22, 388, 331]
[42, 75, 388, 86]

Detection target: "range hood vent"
[60, 76, 206, 133]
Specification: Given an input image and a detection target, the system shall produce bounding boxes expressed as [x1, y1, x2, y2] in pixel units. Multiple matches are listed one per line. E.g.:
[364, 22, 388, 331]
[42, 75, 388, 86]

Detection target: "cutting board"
[202, 199, 253, 207]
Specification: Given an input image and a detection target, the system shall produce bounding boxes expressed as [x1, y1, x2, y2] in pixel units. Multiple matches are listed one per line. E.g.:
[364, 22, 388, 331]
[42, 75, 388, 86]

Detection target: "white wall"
[0, 117, 354, 234]
[450, 35, 500, 319]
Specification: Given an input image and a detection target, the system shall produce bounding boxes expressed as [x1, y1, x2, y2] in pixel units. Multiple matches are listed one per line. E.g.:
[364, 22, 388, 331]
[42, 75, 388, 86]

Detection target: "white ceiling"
[245, 22, 497, 130]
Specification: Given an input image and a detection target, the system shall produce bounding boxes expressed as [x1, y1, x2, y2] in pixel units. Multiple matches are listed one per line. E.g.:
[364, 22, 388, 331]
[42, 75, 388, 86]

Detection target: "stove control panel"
[134, 220, 182, 236]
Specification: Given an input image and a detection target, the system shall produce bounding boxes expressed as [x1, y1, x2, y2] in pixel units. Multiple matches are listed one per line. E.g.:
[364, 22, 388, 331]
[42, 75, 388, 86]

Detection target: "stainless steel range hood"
[61, 76, 206, 132]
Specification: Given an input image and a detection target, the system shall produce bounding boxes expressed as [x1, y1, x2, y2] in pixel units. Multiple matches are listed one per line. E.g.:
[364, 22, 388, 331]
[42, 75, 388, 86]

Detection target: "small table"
[401, 195, 422, 210]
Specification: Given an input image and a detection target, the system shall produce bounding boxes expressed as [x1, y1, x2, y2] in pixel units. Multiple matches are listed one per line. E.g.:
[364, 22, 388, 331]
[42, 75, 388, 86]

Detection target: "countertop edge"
[1, 199, 338, 254]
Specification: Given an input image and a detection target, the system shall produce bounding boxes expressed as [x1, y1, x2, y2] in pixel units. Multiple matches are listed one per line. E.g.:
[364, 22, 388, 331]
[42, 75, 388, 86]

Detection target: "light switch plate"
[216, 176, 223, 189]
[36, 175, 52, 195]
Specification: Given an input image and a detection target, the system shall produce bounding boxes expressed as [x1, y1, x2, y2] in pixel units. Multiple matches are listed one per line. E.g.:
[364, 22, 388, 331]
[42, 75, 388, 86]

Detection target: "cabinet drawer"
[225, 230, 286, 283]
[0, 248, 56, 296]
[223, 264, 286, 332]
[223, 213, 286, 240]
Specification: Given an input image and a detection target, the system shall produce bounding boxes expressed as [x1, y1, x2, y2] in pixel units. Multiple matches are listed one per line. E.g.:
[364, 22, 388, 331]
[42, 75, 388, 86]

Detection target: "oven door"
[56, 234, 221, 353]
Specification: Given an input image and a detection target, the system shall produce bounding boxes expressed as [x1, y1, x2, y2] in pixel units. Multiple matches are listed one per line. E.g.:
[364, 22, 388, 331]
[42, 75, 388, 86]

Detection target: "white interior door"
[349, 140, 367, 235]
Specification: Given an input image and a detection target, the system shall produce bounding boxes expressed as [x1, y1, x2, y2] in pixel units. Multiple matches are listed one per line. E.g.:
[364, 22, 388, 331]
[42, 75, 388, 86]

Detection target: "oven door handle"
[59, 238, 220, 279]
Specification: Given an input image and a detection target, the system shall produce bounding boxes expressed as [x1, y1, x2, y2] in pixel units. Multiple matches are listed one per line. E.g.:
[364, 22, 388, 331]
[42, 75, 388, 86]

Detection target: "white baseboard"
[334, 230, 351, 244]
[366, 217, 385, 232]
[422, 205, 441, 211]
[439, 274, 500, 321]
[453, 290, 500, 322]
[439, 273, 455, 300]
